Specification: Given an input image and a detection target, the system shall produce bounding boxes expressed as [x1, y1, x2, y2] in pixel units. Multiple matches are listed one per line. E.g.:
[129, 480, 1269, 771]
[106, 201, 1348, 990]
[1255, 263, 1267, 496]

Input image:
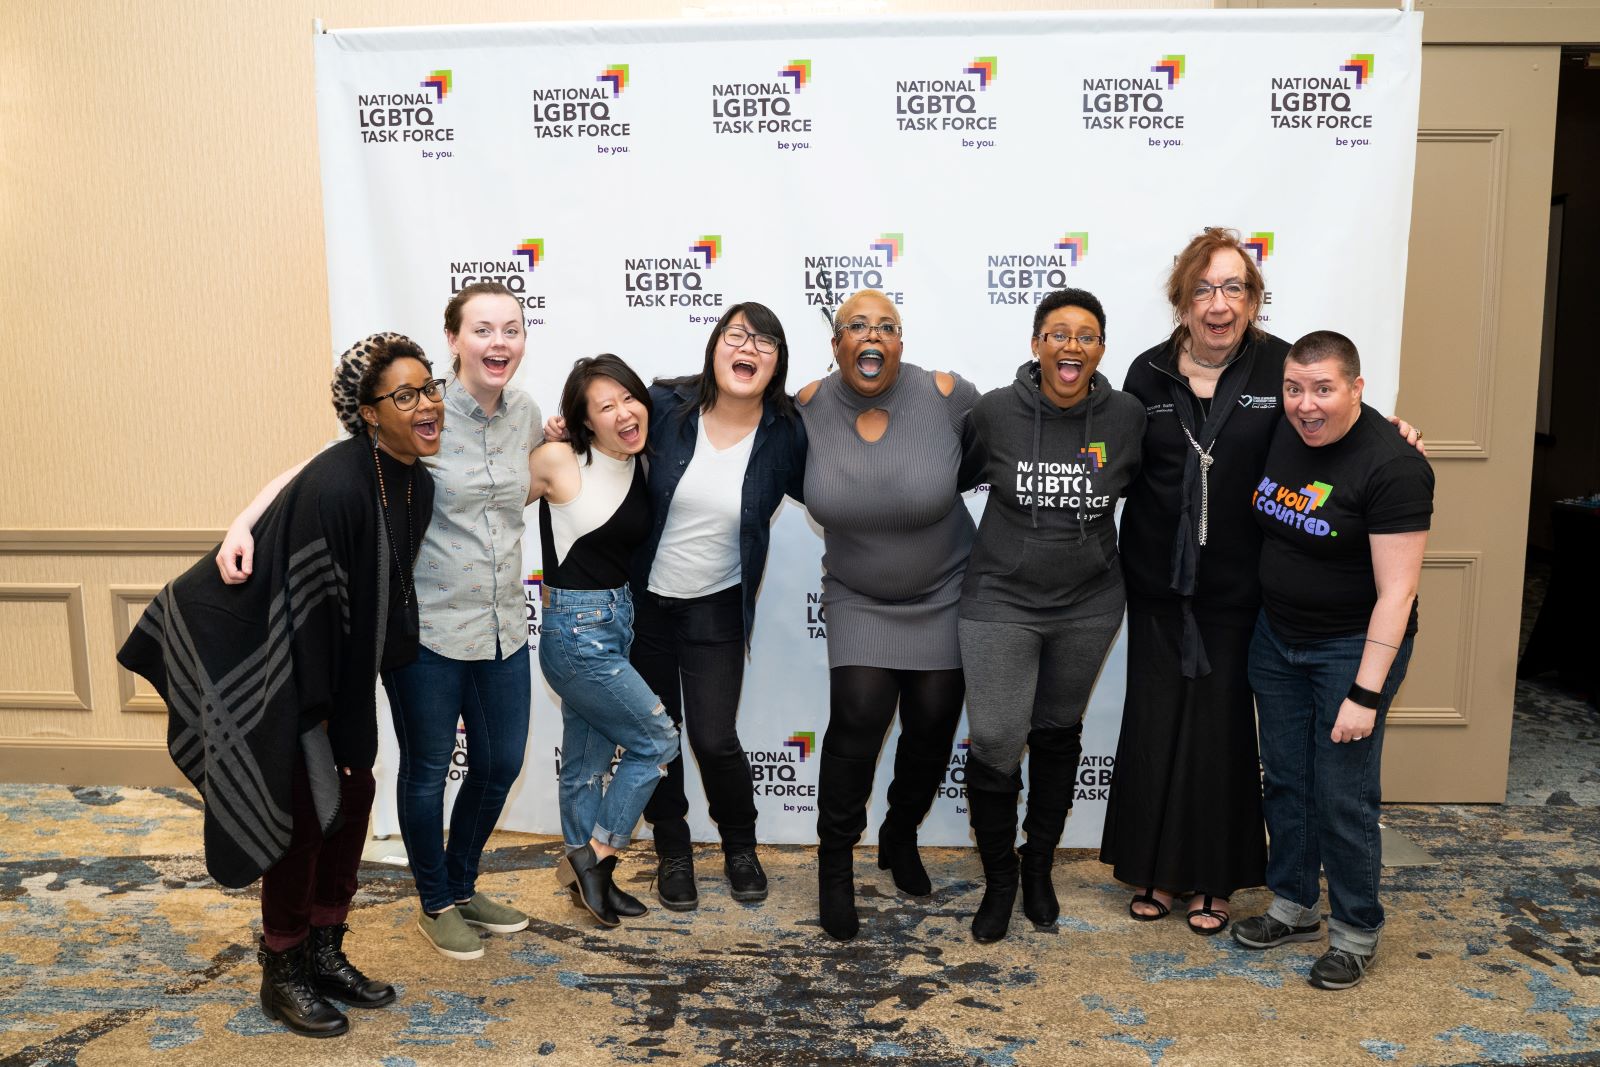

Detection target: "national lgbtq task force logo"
[523, 569, 543, 647]
[1268, 53, 1377, 142]
[710, 60, 816, 147]
[803, 585, 826, 639]
[984, 232, 1088, 305]
[1252, 476, 1338, 536]
[1081, 54, 1187, 145]
[446, 239, 549, 326]
[622, 235, 727, 315]
[354, 67, 457, 153]
[1239, 231, 1277, 325]
[801, 233, 907, 309]
[531, 63, 633, 152]
[748, 730, 818, 807]
[894, 56, 1000, 145]
[939, 737, 971, 804]
[1014, 446, 1115, 516]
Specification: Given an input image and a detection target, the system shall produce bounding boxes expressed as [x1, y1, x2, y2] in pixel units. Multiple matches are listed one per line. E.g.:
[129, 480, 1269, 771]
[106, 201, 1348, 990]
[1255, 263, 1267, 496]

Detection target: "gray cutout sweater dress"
[800, 364, 981, 671]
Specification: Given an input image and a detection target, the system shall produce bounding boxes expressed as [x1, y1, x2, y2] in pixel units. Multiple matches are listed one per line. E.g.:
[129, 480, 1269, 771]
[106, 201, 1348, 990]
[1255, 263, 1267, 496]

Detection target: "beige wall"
[3, 0, 1597, 785]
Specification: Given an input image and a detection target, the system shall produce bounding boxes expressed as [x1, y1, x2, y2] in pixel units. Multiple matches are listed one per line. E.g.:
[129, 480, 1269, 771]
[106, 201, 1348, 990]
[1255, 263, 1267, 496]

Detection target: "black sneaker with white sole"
[1308, 947, 1374, 989]
[1231, 913, 1324, 949]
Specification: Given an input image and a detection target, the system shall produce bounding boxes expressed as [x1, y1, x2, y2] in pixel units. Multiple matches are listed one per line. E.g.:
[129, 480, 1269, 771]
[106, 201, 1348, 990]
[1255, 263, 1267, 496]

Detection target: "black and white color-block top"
[538, 449, 650, 591]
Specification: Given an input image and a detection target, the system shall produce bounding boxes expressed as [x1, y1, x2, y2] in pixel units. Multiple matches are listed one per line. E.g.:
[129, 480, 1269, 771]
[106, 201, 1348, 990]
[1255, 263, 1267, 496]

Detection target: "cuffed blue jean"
[383, 641, 531, 915]
[538, 586, 678, 850]
[1248, 611, 1413, 955]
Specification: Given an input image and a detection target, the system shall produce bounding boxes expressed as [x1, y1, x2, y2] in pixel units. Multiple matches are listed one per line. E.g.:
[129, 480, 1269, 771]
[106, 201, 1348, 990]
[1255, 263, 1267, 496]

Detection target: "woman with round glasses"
[798, 288, 982, 941]
[121, 334, 439, 1037]
[1101, 228, 1419, 936]
[217, 281, 543, 961]
[628, 303, 807, 910]
[959, 289, 1145, 943]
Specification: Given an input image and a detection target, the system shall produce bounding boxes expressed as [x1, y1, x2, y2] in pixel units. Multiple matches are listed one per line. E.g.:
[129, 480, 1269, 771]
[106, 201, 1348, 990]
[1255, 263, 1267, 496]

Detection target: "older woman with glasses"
[797, 288, 982, 941]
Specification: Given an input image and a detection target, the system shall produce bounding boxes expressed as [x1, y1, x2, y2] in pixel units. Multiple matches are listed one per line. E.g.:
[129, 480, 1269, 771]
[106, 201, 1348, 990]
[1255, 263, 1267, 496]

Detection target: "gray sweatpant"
[958, 610, 1123, 775]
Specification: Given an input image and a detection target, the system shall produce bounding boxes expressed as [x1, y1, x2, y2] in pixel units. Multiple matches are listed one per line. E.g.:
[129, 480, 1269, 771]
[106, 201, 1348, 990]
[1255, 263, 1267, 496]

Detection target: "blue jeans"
[538, 586, 678, 850]
[1248, 612, 1413, 954]
[383, 642, 531, 914]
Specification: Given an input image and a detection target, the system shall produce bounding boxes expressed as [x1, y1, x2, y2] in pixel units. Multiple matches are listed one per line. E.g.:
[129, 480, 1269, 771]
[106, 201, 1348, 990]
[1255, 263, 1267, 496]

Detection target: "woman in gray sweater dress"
[958, 289, 1145, 943]
[797, 289, 983, 941]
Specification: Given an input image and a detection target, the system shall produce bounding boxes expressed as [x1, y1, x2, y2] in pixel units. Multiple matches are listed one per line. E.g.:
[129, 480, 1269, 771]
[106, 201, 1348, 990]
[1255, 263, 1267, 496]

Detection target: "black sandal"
[1185, 894, 1230, 936]
[1128, 890, 1171, 922]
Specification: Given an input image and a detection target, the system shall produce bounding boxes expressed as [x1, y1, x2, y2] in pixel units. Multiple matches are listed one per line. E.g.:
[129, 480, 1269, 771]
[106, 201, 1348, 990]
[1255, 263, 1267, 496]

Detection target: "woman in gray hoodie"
[958, 289, 1146, 943]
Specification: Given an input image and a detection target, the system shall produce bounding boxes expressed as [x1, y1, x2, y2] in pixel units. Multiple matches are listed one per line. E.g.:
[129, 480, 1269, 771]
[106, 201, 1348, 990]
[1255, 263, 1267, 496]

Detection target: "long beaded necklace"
[371, 435, 415, 607]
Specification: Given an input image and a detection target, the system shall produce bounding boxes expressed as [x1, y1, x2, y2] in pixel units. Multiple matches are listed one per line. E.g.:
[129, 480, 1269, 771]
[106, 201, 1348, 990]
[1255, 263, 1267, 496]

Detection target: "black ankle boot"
[1019, 725, 1082, 928]
[876, 826, 932, 898]
[258, 938, 349, 1038]
[557, 845, 621, 927]
[595, 855, 648, 917]
[818, 847, 859, 941]
[309, 923, 395, 1008]
[816, 749, 877, 941]
[967, 760, 1023, 945]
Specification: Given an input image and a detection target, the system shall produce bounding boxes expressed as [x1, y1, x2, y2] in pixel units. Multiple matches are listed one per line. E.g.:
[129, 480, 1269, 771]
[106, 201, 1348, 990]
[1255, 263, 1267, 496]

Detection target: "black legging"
[817, 665, 966, 852]
[823, 666, 966, 762]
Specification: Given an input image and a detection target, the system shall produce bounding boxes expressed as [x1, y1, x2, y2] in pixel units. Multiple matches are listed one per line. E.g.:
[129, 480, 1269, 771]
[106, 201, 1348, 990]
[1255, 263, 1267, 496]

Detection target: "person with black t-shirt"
[1231, 331, 1433, 992]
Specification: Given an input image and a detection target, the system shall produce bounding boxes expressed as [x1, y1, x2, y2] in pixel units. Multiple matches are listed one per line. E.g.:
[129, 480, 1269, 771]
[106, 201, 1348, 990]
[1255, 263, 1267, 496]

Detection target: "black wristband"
[1346, 683, 1382, 710]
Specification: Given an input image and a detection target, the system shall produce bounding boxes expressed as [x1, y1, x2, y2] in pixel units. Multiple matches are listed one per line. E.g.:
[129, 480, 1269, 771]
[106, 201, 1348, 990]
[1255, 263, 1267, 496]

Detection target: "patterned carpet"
[2, 570, 1596, 1066]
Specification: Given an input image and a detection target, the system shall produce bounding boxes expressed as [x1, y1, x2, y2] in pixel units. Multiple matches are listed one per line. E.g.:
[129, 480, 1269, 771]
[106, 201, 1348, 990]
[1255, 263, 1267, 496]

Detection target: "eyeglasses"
[722, 326, 779, 355]
[838, 321, 903, 339]
[1191, 281, 1251, 303]
[370, 378, 445, 411]
[1037, 331, 1104, 348]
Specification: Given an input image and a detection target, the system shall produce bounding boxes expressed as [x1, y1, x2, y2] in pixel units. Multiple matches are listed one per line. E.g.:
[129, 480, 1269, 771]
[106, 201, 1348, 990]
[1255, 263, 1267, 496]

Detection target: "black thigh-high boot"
[967, 758, 1023, 944]
[876, 746, 951, 897]
[816, 750, 878, 941]
[1019, 724, 1083, 928]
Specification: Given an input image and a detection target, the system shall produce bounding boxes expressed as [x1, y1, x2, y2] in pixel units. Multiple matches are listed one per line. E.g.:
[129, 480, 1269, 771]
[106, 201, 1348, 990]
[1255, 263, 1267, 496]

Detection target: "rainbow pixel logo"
[1244, 232, 1274, 264]
[1340, 54, 1375, 88]
[420, 70, 452, 102]
[784, 731, 816, 761]
[957, 737, 971, 751]
[1299, 481, 1333, 510]
[871, 233, 904, 267]
[690, 235, 722, 268]
[1151, 55, 1186, 89]
[523, 569, 544, 590]
[1078, 442, 1108, 472]
[597, 64, 629, 97]
[1054, 232, 1089, 265]
[513, 238, 545, 271]
[965, 56, 997, 90]
[781, 60, 812, 93]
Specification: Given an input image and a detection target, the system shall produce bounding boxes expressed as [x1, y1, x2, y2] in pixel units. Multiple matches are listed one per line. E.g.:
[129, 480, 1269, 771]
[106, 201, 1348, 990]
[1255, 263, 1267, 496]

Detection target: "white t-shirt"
[647, 419, 755, 598]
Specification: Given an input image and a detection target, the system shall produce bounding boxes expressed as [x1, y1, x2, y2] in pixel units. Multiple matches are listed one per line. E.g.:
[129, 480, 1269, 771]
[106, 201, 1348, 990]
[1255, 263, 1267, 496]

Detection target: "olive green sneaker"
[455, 893, 530, 934]
[417, 907, 485, 960]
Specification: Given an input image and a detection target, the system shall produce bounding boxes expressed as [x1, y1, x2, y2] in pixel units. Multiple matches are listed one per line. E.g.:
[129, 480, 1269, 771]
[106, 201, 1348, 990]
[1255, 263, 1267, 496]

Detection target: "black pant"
[817, 665, 965, 848]
[634, 585, 757, 856]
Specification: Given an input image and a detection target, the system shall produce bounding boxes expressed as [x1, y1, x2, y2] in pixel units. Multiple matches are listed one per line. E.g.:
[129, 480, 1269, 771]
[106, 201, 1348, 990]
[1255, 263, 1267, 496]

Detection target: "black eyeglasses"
[370, 378, 446, 411]
[838, 321, 903, 339]
[722, 326, 779, 355]
[1036, 331, 1104, 348]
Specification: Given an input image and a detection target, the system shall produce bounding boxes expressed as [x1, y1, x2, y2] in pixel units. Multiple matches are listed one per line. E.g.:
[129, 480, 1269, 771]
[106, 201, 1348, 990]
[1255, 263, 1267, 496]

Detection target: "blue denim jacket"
[634, 381, 808, 647]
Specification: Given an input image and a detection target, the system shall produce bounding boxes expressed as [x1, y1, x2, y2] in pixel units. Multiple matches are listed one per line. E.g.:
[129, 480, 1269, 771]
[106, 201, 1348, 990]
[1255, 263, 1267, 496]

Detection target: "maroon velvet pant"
[259, 761, 375, 952]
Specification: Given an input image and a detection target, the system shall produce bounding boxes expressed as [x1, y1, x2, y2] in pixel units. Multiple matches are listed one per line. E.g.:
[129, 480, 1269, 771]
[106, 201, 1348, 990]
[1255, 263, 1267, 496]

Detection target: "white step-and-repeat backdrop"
[313, 9, 1422, 847]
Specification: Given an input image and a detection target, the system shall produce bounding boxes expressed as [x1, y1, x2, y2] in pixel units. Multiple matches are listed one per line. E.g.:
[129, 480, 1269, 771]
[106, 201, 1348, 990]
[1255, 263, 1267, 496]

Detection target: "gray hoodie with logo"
[959, 361, 1146, 624]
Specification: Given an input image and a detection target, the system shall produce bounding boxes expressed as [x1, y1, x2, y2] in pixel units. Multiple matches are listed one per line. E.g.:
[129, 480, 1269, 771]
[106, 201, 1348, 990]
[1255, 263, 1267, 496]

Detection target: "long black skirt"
[1098, 608, 1267, 898]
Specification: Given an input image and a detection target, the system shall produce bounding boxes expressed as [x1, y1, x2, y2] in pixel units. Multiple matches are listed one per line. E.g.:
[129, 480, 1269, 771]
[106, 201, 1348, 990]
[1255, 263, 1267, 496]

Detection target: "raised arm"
[215, 459, 310, 583]
[1329, 529, 1428, 743]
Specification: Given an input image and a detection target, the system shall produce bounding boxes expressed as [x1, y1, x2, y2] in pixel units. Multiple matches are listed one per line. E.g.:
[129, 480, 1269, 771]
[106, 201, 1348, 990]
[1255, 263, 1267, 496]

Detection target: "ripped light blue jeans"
[538, 585, 678, 850]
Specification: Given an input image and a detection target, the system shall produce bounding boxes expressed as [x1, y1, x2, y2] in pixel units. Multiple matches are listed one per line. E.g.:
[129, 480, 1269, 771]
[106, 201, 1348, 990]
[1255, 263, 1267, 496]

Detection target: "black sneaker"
[1308, 947, 1374, 990]
[655, 853, 698, 912]
[1231, 913, 1323, 950]
[725, 850, 769, 903]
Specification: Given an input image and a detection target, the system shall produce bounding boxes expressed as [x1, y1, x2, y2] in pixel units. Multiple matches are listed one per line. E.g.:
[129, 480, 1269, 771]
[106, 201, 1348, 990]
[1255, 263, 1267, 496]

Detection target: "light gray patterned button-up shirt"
[416, 376, 543, 660]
